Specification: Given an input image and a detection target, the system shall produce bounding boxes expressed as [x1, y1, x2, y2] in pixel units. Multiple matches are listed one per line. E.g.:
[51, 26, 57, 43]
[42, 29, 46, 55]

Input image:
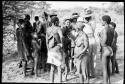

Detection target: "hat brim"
[50, 14, 57, 17]
[71, 15, 79, 19]
[82, 13, 93, 17]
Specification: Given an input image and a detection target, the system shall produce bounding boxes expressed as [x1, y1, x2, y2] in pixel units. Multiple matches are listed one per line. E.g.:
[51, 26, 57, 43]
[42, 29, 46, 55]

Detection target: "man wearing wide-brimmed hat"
[82, 8, 97, 78]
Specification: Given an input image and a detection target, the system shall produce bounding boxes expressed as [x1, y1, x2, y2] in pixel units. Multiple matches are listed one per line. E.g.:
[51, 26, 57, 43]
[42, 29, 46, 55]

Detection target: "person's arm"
[116, 31, 118, 43]
[100, 28, 107, 47]
[90, 21, 96, 33]
[37, 21, 41, 34]
[112, 31, 118, 46]
[16, 28, 19, 41]
[46, 29, 49, 50]
[58, 28, 64, 47]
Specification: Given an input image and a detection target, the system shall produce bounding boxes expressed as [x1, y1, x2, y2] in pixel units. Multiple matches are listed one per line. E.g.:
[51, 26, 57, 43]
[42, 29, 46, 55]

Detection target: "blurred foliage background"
[2, 1, 124, 62]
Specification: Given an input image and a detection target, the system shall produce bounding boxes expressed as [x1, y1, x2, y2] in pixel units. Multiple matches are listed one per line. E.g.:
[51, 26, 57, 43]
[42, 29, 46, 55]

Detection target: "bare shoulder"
[101, 28, 107, 34]
[46, 27, 51, 33]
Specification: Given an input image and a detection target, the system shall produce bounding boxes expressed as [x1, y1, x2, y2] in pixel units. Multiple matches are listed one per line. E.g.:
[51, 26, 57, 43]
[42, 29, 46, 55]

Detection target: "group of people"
[16, 8, 119, 83]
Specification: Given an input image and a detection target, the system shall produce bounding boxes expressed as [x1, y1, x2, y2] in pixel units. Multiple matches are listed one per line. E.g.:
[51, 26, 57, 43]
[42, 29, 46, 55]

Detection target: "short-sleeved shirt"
[83, 23, 94, 35]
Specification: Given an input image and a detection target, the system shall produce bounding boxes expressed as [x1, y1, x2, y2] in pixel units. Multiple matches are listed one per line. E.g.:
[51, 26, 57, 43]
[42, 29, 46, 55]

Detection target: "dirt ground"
[2, 35, 124, 83]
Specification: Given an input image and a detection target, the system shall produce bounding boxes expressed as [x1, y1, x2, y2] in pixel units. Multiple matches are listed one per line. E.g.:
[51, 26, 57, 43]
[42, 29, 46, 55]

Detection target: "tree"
[108, 2, 124, 15]
[2, 1, 39, 40]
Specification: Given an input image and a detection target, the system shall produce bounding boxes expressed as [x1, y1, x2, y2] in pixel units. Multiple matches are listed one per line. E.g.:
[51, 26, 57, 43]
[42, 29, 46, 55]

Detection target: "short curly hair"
[102, 15, 111, 24]
[18, 19, 24, 24]
[51, 16, 59, 25]
[25, 14, 30, 20]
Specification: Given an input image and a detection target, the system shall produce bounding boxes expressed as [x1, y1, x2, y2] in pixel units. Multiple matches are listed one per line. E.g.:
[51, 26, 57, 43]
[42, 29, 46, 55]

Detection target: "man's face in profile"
[72, 18, 77, 23]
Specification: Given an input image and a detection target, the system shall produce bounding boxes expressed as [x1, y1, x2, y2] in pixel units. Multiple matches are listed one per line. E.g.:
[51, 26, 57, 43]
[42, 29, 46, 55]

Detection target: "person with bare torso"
[61, 18, 72, 80]
[69, 13, 79, 73]
[46, 16, 64, 83]
[99, 15, 114, 83]
[109, 22, 119, 75]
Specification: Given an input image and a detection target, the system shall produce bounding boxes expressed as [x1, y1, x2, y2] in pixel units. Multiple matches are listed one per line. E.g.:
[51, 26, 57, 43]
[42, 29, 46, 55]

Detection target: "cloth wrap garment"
[47, 26, 65, 67]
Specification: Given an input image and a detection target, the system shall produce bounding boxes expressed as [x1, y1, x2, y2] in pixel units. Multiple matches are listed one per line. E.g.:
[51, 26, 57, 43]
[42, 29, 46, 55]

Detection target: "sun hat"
[71, 12, 79, 19]
[82, 9, 93, 18]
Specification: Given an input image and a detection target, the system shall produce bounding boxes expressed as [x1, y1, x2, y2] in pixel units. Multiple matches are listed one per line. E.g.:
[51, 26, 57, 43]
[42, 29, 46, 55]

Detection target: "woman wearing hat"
[82, 9, 97, 78]
[72, 22, 89, 83]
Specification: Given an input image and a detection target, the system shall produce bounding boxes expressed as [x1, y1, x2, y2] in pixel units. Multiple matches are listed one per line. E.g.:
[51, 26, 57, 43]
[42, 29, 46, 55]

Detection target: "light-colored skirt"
[47, 45, 65, 66]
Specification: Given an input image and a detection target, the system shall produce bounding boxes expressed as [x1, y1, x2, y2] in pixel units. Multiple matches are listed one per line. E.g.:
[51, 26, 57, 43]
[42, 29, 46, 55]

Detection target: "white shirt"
[83, 23, 93, 34]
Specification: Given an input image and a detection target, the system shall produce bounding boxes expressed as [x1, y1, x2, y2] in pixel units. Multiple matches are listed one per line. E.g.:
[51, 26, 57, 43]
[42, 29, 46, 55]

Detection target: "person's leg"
[50, 64, 55, 83]
[79, 73, 83, 83]
[64, 54, 69, 81]
[88, 44, 94, 77]
[113, 51, 119, 74]
[115, 61, 119, 73]
[102, 55, 108, 83]
[81, 56, 88, 83]
[111, 55, 115, 75]
[107, 56, 111, 83]
[34, 52, 38, 78]
[23, 60, 27, 77]
[17, 43, 23, 68]
[91, 44, 96, 77]
[58, 66, 62, 83]
[69, 48, 74, 73]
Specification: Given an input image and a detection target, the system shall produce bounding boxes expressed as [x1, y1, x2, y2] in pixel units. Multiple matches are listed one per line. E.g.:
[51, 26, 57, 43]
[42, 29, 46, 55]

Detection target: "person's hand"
[72, 55, 78, 58]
